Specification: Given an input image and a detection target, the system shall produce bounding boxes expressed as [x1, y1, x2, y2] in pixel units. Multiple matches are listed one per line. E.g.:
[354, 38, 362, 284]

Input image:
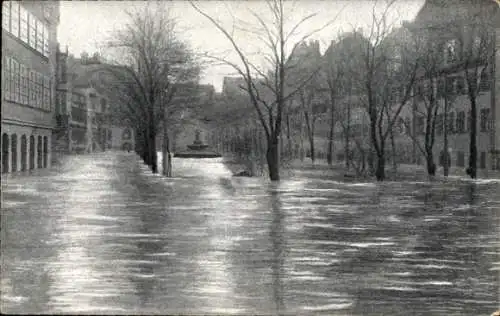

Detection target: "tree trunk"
[468, 97, 477, 179]
[162, 128, 172, 177]
[266, 135, 280, 181]
[309, 132, 315, 164]
[286, 114, 292, 160]
[327, 106, 335, 165]
[344, 108, 350, 169]
[375, 153, 385, 181]
[149, 126, 158, 173]
[443, 99, 449, 177]
[142, 131, 149, 165]
[426, 151, 436, 176]
[390, 128, 397, 172]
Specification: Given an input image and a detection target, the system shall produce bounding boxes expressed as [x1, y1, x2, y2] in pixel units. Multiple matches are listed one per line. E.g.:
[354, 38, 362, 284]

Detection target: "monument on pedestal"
[174, 129, 222, 158]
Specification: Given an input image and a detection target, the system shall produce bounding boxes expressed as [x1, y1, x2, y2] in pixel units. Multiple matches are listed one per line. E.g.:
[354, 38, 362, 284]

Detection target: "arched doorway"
[21, 135, 27, 171]
[29, 135, 35, 169]
[43, 136, 48, 168]
[11, 134, 17, 172]
[37, 136, 43, 168]
[2, 133, 9, 173]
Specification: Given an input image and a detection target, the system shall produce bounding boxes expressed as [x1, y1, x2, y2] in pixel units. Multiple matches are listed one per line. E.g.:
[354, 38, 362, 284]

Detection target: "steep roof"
[414, 0, 499, 27]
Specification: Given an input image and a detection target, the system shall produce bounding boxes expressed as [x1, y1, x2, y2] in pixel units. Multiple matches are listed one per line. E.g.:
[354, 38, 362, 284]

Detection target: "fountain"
[174, 129, 222, 158]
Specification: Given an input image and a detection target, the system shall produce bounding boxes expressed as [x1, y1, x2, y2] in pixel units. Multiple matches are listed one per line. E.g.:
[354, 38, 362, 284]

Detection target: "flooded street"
[1, 152, 499, 315]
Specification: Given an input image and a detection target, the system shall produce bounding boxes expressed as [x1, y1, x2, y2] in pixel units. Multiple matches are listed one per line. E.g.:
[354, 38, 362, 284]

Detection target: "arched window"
[11, 134, 17, 172]
[2, 133, 10, 173]
[29, 135, 35, 169]
[43, 136, 48, 168]
[21, 135, 27, 171]
[37, 135, 42, 168]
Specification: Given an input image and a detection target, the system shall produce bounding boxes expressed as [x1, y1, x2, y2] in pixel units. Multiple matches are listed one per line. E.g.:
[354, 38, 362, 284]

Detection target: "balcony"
[71, 106, 87, 125]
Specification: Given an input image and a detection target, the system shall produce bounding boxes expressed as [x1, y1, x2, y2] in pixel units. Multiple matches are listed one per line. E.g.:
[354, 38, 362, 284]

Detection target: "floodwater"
[1, 152, 499, 315]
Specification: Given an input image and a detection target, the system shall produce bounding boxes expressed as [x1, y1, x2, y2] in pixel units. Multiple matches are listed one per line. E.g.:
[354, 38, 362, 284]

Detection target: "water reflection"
[269, 186, 285, 314]
[1, 152, 499, 315]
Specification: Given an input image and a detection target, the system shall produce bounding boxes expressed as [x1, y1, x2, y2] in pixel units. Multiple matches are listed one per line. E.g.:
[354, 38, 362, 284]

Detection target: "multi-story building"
[53, 50, 134, 154]
[397, 0, 500, 172]
[2, 1, 60, 174]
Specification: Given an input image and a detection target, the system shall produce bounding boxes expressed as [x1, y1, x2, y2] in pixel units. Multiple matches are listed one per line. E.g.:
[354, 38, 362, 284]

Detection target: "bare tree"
[323, 32, 366, 168]
[448, 4, 497, 178]
[323, 39, 344, 166]
[399, 34, 443, 177]
[99, 3, 200, 175]
[351, 1, 420, 181]
[191, 0, 344, 181]
[297, 71, 325, 164]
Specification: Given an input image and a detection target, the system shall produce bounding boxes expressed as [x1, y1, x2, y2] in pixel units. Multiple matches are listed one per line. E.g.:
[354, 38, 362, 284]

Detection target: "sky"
[58, 0, 425, 92]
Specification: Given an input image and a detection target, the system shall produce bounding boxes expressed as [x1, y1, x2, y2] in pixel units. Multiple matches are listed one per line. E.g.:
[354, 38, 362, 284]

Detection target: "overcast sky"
[58, 0, 425, 92]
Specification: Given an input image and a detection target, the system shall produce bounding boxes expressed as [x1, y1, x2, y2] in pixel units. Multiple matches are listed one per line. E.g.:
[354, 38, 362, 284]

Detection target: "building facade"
[2, 1, 60, 174]
[53, 51, 134, 155]
[397, 0, 500, 172]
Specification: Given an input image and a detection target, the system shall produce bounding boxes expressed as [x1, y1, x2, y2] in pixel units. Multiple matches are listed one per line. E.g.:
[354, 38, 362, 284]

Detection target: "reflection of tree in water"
[407, 183, 497, 314]
[269, 186, 285, 315]
[122, 174, 171, 309]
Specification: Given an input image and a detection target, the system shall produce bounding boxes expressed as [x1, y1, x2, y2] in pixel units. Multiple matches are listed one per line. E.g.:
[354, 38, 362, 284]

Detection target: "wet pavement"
[1, 151, 499, 315]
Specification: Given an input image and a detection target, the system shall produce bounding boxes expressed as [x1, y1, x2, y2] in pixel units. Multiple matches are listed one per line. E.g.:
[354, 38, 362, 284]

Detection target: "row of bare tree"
[93, 4, 202, 177]
[87, 0, 497, 182]
[193, 0, 498, 181]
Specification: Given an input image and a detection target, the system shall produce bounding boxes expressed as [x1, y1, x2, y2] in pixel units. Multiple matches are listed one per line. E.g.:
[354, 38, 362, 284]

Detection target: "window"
[444, 39, 458, 64]
[29, 14, 37, 47]
[43, 25, 49, 56]
[11, 1, 19, 38]
[36, 20, 44, 53]
[472, 36, 482, 56]
[416, 82, 425, 101]
[457, 151, 465, 167]
[43, 76, 50, 111]
[29, 70, 36, 107]
[56, 91, 66, 114]
[456, 77, 466, 95]
[34, 73, 41, 108]
[11, 59, 20, 103]
[416, 116, 425, 135]
[456, 111, 465, 134]
[2, 1, 10, 31]
[480, 152, 486, 169]
[398, 118, 405, 134]
[100, 98, 107, 113]
[19, 5, 28, 43]
[20, 64, 28, 105]
[3, 57, 11, 101]
[479, 70, 490, 91]
[446, 77, 456, 95]
[404, 118, 411, 135]
[447, 112, 455, 134]
[480, 108, 491, 132]
[467, 110, 472, 132]
[437, 77, 445, 98]
[436, 113, 444, 135]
